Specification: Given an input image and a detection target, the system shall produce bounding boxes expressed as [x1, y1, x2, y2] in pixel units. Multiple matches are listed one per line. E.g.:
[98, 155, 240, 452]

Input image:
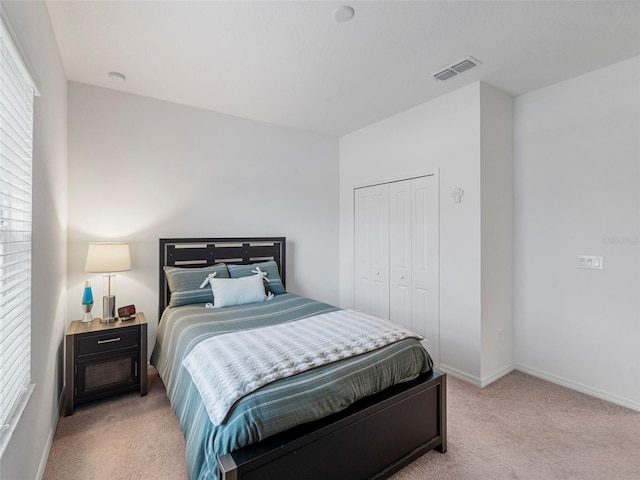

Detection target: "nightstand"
[64, 312, 148, 416]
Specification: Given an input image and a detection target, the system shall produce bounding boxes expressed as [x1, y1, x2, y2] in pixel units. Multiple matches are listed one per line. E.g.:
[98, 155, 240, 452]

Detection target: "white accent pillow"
[210, 273, 267, 308]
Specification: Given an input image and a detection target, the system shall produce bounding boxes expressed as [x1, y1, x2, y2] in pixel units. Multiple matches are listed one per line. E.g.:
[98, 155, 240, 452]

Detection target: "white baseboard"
[480, 364, 516, 387]
[436, 362, 639, 412]
[437, 363, 515, 388]
[437, 364, 482, 386]
[36, 392, 63, 480]
[515, 364, 640, 413]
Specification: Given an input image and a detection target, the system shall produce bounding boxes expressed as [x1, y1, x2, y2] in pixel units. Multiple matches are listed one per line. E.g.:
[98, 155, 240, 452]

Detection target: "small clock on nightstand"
[64, 312, 148, 416]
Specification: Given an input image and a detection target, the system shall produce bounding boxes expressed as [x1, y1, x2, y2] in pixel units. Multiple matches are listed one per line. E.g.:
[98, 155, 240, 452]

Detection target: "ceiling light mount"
[333, 5, 355, 23]
[108, 72, 126, 82]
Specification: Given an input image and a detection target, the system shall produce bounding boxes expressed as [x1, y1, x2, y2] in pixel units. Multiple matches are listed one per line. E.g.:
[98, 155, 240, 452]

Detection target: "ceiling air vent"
[432, 56, 482, 81]
[433, 68, 458, 81]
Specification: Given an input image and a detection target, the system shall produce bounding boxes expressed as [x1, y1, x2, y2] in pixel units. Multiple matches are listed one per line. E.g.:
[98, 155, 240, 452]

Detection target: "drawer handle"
[97, 337, 121, 344]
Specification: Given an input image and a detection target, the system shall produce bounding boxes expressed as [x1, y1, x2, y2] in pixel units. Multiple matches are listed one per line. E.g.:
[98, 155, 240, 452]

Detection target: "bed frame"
[159, 237, 446, 480]
[159, 237, 286, 318]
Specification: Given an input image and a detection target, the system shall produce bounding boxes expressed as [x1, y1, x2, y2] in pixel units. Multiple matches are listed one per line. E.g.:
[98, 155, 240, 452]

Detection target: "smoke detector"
[333, 6, 355, 23]
[433, 56, 482, 82]
[108, 72, 126, 82]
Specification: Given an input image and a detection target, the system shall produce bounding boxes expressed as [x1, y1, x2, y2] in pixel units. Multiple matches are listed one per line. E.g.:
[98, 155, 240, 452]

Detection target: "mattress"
[150, 293, 433, 480]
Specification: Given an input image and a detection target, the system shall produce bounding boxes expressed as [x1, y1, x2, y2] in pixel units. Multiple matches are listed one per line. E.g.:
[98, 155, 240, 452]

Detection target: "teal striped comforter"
[150, 293, 433, 480]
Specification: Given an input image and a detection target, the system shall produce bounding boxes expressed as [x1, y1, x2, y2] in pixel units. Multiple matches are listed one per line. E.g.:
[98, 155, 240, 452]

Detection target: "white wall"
[341, 62, 638, 408]
[480, 84, 514, 382]
[514, 56, 640, 410]
[340, 82, 514, 384]
[0, 1, 68, 479]
[340, 83, 485, 380]
[67, 82, 340, 353]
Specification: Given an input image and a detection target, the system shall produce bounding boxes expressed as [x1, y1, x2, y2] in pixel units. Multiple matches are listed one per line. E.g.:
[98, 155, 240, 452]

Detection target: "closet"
[354, 175, 439, 363]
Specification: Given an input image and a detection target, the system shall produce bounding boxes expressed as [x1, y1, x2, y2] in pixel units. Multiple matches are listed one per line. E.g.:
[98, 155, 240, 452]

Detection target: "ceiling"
[46, 1, 640, 137]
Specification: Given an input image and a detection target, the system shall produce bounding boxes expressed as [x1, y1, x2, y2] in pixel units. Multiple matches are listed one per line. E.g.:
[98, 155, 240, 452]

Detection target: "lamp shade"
[84, 242, 131, 273]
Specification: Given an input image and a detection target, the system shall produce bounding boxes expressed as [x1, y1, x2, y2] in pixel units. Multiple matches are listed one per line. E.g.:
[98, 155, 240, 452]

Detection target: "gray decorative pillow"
[164, 263, 229, 307]
[227, 260, 285, 295]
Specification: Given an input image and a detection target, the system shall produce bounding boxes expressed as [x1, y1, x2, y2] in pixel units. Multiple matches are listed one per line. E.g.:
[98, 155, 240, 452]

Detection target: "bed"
[151, 237, 446, 480]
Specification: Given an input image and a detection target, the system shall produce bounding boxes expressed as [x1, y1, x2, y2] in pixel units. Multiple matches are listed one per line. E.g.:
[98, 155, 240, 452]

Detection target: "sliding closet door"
[389, 180, 412, 329]
[354, 184, 390, 319]
[411, 175, 440, 364]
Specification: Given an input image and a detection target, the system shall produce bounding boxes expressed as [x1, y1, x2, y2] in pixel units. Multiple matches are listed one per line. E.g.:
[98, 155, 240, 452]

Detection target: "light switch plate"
[452, 187, 464, 204]
[577, 255, 604, 270]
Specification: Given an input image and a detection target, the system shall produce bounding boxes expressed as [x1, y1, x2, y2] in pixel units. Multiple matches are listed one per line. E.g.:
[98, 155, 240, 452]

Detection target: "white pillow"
[210, 273, 267, 308]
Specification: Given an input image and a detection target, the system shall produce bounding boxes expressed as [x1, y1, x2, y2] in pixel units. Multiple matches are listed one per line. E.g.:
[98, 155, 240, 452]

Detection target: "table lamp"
[84, 242, 131, 322]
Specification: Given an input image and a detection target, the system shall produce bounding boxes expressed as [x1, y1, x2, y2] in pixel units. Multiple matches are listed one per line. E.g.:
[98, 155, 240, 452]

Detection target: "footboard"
[218, 369, 447, 480]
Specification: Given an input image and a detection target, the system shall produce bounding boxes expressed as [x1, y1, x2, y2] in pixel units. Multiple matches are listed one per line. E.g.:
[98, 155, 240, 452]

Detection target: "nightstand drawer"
[76, 328, 139, 356]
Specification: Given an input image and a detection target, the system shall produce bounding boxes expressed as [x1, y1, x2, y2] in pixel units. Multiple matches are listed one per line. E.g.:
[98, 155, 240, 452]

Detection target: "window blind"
[0, 17, 37, 429]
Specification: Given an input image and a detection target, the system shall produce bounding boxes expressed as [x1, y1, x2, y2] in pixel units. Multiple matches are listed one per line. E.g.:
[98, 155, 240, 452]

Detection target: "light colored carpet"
[43, 368, 640, 480]
[390, 371, 640, 480]
[43, 370, 186, 480]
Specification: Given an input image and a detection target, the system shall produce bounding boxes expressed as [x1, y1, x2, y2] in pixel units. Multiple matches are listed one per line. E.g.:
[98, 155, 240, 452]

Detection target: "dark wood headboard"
[158, 237, 286, 316]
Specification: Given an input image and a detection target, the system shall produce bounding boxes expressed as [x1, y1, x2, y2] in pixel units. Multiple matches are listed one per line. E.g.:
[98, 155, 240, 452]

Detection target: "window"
[0, 15, 38, 451]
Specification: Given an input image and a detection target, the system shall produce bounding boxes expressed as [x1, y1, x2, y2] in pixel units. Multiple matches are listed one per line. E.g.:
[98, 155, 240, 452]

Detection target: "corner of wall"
[479, 83, 515, 379]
